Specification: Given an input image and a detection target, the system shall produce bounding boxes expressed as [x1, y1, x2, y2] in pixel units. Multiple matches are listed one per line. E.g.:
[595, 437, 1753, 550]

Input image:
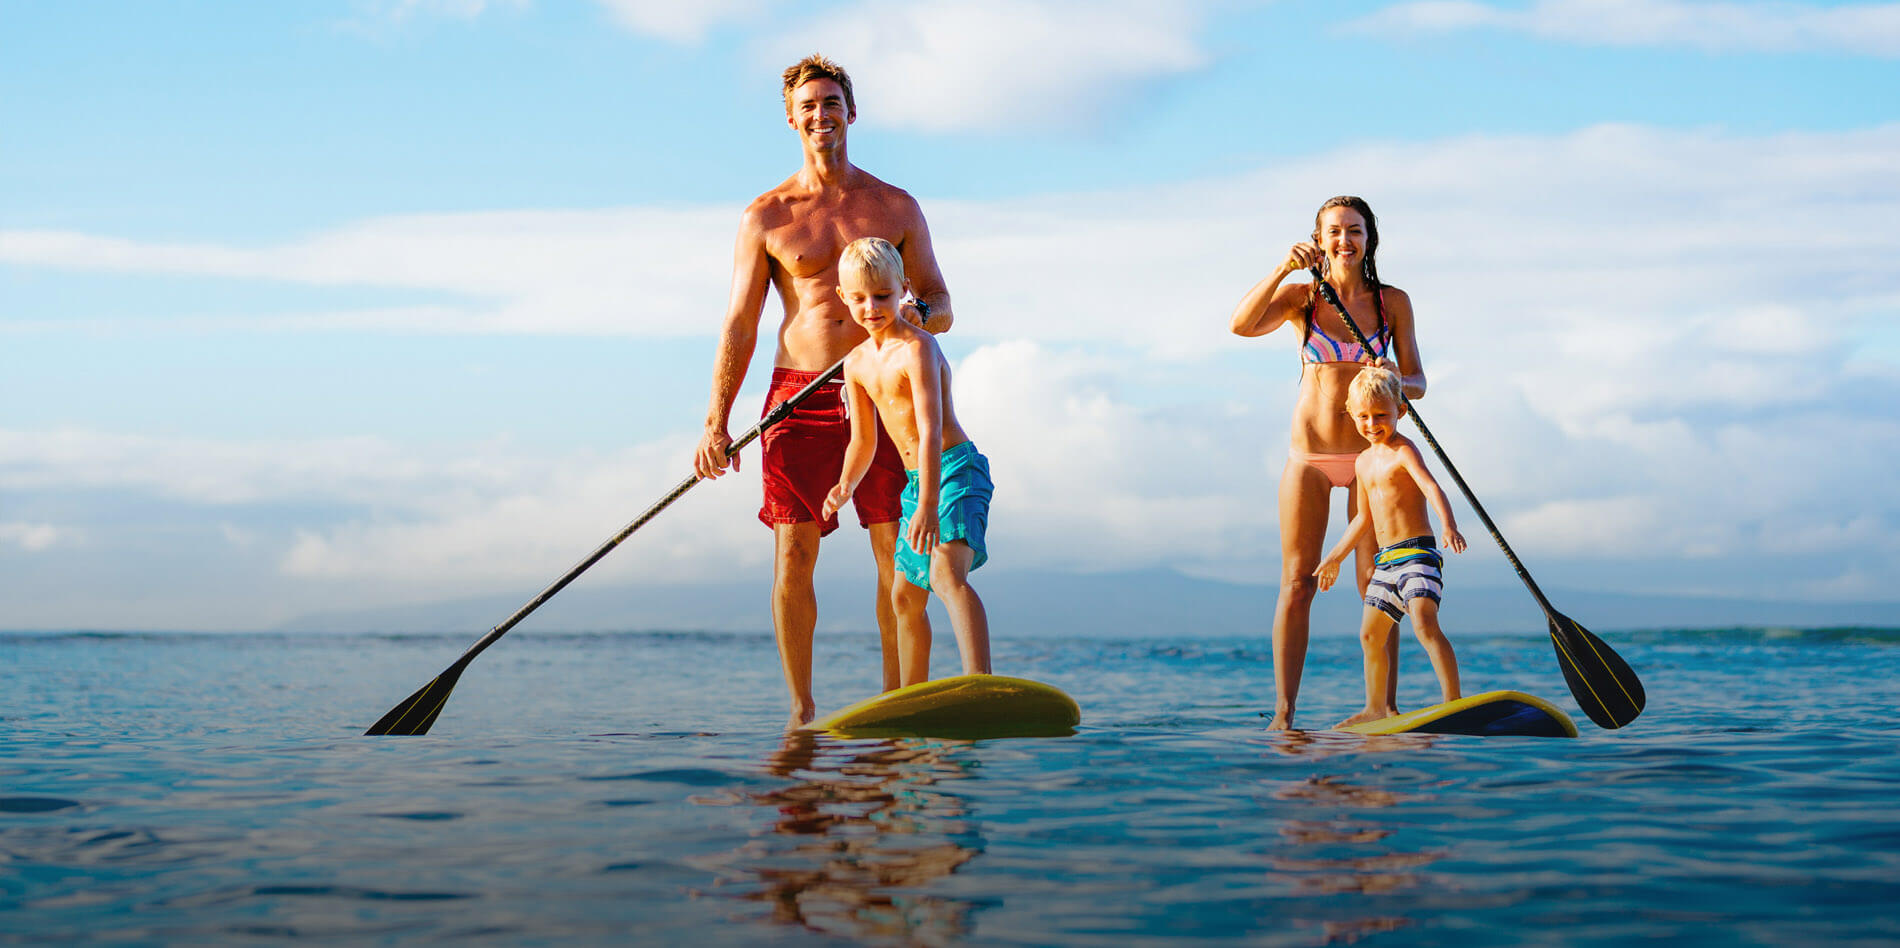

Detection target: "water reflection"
[1258, 732, 1447, 941]
[693, 731, 985, 942]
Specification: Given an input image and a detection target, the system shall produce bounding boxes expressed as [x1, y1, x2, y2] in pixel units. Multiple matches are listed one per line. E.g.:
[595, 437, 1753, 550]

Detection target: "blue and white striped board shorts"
[1365, 535, 1443, 621]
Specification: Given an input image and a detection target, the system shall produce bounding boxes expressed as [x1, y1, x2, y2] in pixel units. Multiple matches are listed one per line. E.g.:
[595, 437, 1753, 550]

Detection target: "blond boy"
[1315, 366, 1468, 727]
[822, 237, 993, 685]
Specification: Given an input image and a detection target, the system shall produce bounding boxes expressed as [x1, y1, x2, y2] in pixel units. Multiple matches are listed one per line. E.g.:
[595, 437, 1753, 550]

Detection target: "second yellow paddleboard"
[1338, 690, 1578, 737]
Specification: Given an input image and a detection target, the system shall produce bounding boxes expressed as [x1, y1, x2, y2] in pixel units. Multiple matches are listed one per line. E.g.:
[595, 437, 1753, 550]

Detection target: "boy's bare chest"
[859, 361, 914, 414]
[1359, 451, 1413, 497]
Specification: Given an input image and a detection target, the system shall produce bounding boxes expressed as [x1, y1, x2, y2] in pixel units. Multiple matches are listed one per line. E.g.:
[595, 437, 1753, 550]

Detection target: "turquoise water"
[4, 628, 1899, 944]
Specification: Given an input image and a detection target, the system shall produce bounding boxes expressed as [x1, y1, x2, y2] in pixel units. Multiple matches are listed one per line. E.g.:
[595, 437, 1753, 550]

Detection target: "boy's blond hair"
[782, 54, 854, 115]
[1347, 364, 1405, 413]
[839, 236, 905, 288]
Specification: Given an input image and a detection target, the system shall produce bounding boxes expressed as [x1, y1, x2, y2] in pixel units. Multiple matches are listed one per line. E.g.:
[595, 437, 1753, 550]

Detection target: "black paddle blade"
[1546, 612, 1645, 729]
[364, 665, 467, 736]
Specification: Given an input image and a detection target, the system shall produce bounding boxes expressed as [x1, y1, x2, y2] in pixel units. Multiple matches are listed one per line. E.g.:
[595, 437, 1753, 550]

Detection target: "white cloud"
[6, 120, 1900, 614]
[593, 0, 768, 43]
[0, 429, 441, 507]
[1348, 0, 1900, 56]
[276, 432, 771, 594]
[0, 523, 66, 552]
[11, 123, 1895, 357]
[586, 0, 1218, 132]
[955, 341, 1282, 573]
[0, 209, 734, 337]
[0, 424, 767, 605]
[761, 0, 1212, 133]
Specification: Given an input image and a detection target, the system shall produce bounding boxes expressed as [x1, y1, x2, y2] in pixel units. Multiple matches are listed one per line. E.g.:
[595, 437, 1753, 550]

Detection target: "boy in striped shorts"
[1314, 365, 1468, 728]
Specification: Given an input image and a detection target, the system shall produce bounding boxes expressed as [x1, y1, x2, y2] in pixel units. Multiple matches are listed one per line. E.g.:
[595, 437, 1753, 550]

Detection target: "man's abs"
[773, 304, 866, 371]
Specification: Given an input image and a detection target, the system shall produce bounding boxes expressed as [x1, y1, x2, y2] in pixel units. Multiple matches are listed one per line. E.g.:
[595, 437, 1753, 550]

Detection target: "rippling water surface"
[5, 628, 1898, 944]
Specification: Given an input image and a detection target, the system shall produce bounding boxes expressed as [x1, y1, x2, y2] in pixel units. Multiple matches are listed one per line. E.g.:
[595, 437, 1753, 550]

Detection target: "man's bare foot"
[786, 700, 816, 731]
[1265, 712, 1295, 731]
[1335, 707, 1399, 728]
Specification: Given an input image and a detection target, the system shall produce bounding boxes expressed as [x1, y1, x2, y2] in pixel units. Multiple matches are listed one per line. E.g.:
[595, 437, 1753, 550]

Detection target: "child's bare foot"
[1335, 707, 1399, 728]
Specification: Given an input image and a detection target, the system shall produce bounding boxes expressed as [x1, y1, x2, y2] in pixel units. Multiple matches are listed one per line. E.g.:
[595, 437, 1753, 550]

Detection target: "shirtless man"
[693, 55, 953, 728]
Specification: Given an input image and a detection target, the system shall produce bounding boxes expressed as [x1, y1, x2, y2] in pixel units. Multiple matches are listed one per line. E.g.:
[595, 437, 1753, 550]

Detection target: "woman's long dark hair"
[1306, 195, 1382, 320]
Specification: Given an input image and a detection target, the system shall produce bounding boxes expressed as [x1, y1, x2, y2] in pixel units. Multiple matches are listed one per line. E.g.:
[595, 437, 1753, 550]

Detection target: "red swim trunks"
[757, 367, 905, 536]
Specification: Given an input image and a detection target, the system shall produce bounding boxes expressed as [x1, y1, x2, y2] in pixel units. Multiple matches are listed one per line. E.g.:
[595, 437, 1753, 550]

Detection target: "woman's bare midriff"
[1289, 362, 1372, 455]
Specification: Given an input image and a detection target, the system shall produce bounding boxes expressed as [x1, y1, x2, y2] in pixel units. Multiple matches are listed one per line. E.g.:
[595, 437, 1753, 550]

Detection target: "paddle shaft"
[1307, 272, 1556, 614]
[367, 357, 845, 731]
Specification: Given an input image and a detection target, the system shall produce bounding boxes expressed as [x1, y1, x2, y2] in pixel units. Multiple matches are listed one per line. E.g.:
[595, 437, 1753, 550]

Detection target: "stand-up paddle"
[1310, 270, 1645, 729]
[364, 359, 847, 736]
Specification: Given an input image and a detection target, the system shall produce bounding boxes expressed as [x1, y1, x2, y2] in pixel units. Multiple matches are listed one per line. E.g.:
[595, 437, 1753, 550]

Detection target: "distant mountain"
[274, 567, 1899, 636]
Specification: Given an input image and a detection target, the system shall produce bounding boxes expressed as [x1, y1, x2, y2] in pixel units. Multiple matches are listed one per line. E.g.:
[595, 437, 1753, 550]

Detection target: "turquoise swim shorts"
[895, 441, 992, 591]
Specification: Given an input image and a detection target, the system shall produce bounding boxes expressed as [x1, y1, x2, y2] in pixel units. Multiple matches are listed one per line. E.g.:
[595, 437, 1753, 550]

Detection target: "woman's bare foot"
[1335, 707, 1399, 728]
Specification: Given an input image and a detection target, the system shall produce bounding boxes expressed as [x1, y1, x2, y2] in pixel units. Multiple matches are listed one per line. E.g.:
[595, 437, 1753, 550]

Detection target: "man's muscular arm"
[896, 194, 954, 334]
[695, 207, 775, 479]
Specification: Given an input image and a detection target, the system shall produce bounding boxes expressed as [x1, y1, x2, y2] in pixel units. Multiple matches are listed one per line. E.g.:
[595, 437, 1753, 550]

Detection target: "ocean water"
[4, 627, 1898, 945]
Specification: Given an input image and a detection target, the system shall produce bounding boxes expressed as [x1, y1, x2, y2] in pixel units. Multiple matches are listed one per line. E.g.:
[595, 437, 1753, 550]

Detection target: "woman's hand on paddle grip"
[1282, 242, 1323, 275]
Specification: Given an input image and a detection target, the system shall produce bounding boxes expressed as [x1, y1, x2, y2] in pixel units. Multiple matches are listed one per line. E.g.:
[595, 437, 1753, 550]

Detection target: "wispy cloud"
[1347, 0, 1900, 56]
[11, 123, 1896, 348]
[0, 429, 445, 507]
[0, 209, 733, 337]
[6, 121, 1899, 622]
[762, 0, 1213, 132]
[593, 0, 768, 43]
[0, 523, 66, 552]
[589, 0, 1217, 132]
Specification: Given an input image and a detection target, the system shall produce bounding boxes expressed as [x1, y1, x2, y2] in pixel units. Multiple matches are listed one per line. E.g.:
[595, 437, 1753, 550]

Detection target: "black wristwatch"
[910, 296, 931, 325]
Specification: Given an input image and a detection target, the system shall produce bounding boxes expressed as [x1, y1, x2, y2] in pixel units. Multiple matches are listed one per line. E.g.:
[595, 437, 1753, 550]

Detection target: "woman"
[1229, 196, 1426, 730]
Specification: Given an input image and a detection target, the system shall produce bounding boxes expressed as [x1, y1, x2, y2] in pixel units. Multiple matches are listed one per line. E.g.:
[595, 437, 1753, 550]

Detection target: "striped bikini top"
[1301, 284, 1391, 364]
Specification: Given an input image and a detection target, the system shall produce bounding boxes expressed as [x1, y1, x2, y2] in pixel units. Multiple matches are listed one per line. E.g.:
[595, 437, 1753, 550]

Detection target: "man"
[694, 55, 953, 728]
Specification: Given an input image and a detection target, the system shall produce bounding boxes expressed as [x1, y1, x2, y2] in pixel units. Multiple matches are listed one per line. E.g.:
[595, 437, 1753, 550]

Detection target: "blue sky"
[4, 0, 1899, 630]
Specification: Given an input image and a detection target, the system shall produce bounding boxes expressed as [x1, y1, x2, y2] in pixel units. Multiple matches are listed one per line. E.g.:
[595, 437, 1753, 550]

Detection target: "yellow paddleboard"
[1338, 690, 1578, 738]
[804, 674, 1080, 739]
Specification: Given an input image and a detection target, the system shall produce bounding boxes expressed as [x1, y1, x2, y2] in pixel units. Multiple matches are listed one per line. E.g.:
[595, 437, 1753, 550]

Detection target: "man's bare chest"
[766, 205, 899, 280]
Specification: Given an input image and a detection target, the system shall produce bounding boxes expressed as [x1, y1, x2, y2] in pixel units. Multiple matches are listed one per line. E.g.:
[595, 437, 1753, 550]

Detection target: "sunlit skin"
[822, 266, 989, 685]
[693, 73, 954, 729]
[1314, 389, 1466, 727]
[1228, 203, 1427, 730]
